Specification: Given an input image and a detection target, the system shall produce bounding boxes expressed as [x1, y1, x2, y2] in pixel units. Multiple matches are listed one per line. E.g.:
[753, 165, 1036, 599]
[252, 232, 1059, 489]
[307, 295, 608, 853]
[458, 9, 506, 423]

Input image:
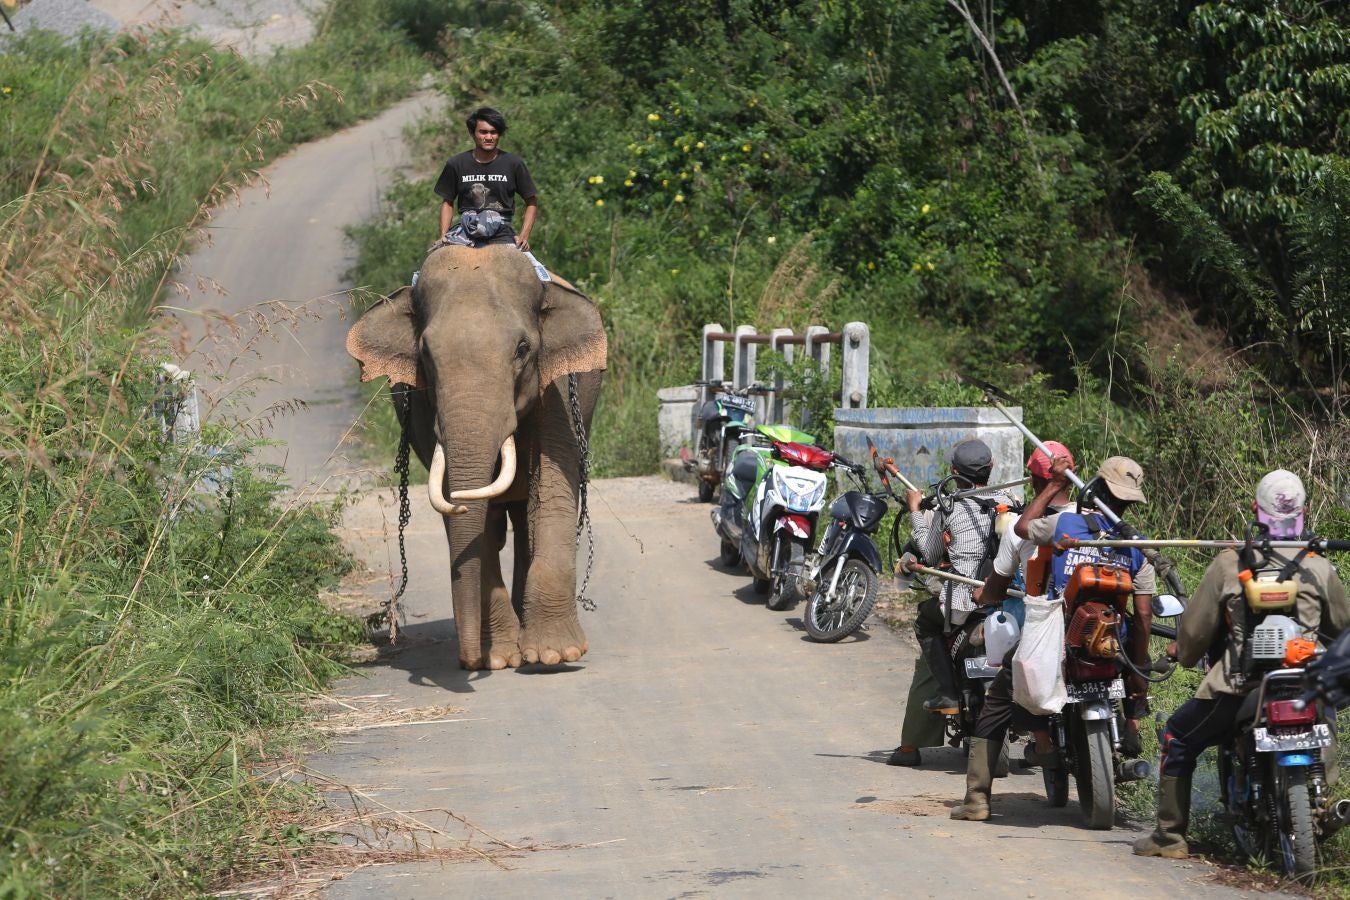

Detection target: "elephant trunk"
[427, 436, 516, 515]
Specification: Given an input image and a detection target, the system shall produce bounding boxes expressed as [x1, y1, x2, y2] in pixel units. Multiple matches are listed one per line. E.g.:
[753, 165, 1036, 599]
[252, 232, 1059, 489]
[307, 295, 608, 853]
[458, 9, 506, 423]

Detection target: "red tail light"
[1266, 700, 1316, 726]
[775, 442, 834, 470]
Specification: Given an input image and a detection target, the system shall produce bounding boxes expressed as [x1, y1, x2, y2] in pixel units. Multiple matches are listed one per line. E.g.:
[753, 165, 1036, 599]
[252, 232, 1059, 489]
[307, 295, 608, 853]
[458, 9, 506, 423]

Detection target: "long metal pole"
[975, 383, 1134, 534]
[1061, 537, 1350, 553]
[905, 562, 1026, 598]
[946, 476, 1030, 502]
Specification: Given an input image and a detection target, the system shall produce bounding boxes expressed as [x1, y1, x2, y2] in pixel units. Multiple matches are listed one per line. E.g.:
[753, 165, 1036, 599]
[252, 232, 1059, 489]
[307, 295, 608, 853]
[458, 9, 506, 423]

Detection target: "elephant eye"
[515, 338, 531, 360]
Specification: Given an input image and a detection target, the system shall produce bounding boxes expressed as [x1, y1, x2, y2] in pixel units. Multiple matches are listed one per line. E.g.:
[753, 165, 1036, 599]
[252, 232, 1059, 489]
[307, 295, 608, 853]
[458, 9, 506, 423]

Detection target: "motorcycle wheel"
[766, 537, 804, 611]
[1278, 766, 1318, 880]
[1073, 718, 1116, 830]
[698, 479, 715, 503]
[719, 539, 741, 567]
[1043, 763, 1069, 807]
[802, 559, 877, 643]
[994, 737, 1010, 779]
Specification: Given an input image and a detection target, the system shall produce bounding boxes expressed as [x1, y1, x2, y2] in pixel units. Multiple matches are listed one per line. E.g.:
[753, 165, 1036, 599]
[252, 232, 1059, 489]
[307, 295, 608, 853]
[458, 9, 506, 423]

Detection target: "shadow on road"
[356, 618, 590, 691]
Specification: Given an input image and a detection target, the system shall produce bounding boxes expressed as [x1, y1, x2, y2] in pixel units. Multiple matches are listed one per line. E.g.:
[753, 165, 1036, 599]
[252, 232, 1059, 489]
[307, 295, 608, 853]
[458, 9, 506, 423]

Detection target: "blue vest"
[1049, 512, 1145, 599]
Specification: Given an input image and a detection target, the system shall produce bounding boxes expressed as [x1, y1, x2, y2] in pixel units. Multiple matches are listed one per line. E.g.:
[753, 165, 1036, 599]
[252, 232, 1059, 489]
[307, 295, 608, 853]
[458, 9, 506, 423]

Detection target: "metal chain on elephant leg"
[377, 387, 413, 643]
[568, 373, 596, 611]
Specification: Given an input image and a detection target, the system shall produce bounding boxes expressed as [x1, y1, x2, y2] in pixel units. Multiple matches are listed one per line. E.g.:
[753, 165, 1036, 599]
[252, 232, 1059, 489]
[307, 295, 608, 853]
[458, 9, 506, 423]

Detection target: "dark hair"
[466, 107, 508, 137]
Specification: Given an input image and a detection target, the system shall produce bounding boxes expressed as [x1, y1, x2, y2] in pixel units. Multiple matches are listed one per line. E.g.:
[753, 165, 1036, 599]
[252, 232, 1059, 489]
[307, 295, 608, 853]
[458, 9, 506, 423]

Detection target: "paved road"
[175, 101, 1264, 898]
[173, 92, 440, 494]
[321, 479, 1251, 899]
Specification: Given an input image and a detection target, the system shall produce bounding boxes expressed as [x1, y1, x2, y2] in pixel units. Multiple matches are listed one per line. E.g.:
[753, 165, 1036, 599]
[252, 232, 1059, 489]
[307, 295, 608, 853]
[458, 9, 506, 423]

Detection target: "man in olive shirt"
[1134, 470, 1350, 859]
[435, 107, 538, 250]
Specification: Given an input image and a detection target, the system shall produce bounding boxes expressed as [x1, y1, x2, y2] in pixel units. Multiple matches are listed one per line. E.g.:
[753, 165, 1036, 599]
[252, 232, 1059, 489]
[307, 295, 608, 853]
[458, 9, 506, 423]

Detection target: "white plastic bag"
[1012, 595, 1067, 715]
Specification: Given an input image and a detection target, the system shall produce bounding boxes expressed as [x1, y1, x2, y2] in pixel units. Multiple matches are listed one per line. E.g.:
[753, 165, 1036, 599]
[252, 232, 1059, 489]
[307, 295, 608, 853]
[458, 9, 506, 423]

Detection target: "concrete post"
[733, 325, 759, 420]
[769, 328, 795, 424]
[801, 326, 829, 431]
[701, 322, 725, 408]
[840, 321, 869, 409]
[804, 325, 830, 375]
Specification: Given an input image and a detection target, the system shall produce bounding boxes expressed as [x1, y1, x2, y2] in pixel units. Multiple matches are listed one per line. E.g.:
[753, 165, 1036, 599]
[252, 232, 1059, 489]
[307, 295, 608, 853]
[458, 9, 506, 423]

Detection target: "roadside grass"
[0, 5, 437, 895]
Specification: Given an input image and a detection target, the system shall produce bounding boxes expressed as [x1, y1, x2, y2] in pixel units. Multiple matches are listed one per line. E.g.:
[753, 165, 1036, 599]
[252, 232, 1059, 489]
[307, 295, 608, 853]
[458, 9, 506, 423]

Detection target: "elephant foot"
[485, 646, 523, 669]
[519, 620, 588, 666]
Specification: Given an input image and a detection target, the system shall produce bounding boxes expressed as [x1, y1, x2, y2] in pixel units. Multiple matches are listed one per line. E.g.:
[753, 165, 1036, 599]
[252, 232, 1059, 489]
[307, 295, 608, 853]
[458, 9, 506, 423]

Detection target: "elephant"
[346, 243, 606, 670]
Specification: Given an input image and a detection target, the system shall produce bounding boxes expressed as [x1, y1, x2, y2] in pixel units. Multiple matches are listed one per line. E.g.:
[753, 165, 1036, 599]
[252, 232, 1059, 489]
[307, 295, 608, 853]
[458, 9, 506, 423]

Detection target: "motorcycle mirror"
[1152, 594, 1185, 617]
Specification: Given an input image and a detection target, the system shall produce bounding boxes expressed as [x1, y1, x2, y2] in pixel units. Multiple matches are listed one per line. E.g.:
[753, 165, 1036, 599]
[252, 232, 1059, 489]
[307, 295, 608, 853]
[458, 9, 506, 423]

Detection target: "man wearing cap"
[890, 438, 1018, 767]
[949, 441, 1075, 820]
[1135, 469, 1350, 859]
[1015, 454, 1158, 759]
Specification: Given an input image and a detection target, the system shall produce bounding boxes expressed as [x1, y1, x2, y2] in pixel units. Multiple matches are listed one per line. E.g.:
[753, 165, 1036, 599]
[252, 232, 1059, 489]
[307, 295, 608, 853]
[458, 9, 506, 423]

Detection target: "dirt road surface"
[178, 104, 1270, 897]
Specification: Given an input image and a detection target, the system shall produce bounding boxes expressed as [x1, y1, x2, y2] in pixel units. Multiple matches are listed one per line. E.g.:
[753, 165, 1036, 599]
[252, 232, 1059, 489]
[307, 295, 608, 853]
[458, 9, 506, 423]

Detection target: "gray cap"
[948, 438, 993, 479]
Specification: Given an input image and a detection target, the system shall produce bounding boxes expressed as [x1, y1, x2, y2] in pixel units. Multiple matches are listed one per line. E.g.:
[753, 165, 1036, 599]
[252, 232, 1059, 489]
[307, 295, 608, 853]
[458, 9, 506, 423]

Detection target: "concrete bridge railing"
[658, 321, 870, 456]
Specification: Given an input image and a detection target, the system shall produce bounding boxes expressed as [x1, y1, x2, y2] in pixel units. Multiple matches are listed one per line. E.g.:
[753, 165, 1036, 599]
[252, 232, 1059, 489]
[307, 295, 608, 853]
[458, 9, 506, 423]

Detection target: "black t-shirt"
[434, 150, 537, 224]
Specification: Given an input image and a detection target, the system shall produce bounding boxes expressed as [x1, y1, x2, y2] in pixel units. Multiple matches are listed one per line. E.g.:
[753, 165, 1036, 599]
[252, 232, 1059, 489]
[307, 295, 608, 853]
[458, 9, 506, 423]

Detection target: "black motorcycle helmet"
[948, 438, 993, 487]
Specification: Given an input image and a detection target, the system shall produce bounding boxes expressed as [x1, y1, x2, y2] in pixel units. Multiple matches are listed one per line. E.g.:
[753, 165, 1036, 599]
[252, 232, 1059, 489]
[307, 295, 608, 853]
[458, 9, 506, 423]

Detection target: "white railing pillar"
[769, 328, 794, 424]
[840, 321, 869, 409]
[701, 322, 725, 408]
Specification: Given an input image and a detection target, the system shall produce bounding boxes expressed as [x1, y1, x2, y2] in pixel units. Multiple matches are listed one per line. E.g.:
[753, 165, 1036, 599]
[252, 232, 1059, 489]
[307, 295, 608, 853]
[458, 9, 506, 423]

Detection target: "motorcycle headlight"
[772, 467, 827, 511]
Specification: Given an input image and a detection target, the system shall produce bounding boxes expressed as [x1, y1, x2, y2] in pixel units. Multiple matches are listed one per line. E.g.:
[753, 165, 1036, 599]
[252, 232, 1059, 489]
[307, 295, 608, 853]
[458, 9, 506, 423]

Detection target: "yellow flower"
[661, 178, 669, 187]
[868, 261, 876, 270]
[921, 203, 931, 215]
[720, 154, 727, 162]
[623, 179, 633, 187]
[749, 96, 759, 107]
[1, 86, 11, 95]
[761, 152, 769, 160]
[674, 193, 685, 203]
[696, 141, 705, 150]
[692, 163, 701, 172]
[628, 169, 637, 178]
[647, 113, 661, 122]
[911, 262, 922, 272]
[679, 171, 689, 180]
[670, 268, 680, 275]
[926, 261, 936, 271]
[595, 198, 605, 207]
[767, 236, 777, 245]
[593, 175, 604, 185]
[741, 143, 752, 153]
[673, 139, 681, 148]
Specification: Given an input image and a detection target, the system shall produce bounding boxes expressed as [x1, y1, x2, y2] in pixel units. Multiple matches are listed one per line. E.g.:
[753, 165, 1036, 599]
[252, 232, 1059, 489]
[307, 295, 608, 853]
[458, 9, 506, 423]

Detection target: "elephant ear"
[538, 273, 607, 391]
[346, 286, 425, 388]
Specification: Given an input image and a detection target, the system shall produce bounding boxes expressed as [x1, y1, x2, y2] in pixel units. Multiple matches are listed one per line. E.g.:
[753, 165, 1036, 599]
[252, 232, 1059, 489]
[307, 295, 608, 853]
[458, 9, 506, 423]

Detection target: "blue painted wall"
[834, 407, 1026, 492]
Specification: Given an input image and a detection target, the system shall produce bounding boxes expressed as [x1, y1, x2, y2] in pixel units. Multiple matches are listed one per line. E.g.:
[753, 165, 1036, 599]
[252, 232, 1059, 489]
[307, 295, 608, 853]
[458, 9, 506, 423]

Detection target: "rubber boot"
[1132, 774, 1191, 859]
[950, 737, 997, 821]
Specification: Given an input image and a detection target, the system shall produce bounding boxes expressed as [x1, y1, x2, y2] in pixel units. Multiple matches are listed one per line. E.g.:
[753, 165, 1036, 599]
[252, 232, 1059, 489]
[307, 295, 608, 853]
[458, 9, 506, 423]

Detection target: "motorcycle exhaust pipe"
[1326, 798, 1350, 835]
[1116, 758, 1151, 783]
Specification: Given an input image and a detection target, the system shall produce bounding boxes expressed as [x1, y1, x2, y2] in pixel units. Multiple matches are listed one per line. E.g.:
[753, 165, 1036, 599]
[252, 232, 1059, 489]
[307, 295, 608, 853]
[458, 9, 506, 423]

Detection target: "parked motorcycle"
[682, 381, 757, 503]
[710, 423, 815, 578]
[741, 432, 837, 611]
[801, 459, 886, 642]
[1216, 616, 1350, 878]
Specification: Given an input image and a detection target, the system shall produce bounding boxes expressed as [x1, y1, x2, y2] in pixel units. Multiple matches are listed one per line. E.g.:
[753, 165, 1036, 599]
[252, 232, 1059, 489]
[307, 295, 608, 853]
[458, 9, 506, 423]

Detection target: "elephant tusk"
[427, 444, 468, 516]
[450, 435, 517, 501]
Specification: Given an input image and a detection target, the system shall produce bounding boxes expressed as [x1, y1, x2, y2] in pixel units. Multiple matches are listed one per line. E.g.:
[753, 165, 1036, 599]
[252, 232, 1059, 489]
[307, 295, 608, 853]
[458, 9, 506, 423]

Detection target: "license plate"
[721, 396, 755, 413]
[1254, 724, 1332, 752]
[1066, 678, 1125, 702]
[963, 656, 1001, 680]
